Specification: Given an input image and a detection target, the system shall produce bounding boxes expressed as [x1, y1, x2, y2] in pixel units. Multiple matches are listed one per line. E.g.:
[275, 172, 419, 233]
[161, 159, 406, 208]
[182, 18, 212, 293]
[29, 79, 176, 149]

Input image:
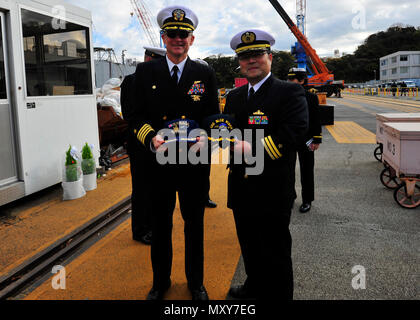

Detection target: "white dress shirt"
[248, 72, 272, 96]
[166, 55, 188, 83]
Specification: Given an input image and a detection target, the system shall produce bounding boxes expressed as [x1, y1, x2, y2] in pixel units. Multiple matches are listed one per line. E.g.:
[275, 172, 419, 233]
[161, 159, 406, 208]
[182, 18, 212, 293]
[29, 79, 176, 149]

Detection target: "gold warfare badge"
[172, 9, 185, 21]
[241, 32, 256, 44]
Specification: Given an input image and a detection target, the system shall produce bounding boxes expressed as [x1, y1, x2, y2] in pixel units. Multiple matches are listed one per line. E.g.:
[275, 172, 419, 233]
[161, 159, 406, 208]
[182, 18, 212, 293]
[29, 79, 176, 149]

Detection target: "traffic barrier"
[344, 87, 419, 100]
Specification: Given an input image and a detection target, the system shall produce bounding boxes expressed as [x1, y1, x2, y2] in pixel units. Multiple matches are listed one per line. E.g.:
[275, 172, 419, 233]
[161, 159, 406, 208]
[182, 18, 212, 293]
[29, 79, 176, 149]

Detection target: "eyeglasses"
[165, 29, 191, 39]
[238, 51, 268, 61]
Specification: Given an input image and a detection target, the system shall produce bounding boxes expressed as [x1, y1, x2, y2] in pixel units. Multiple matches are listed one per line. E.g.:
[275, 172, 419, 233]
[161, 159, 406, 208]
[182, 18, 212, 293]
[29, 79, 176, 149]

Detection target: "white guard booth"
[0, 0, 99, 206]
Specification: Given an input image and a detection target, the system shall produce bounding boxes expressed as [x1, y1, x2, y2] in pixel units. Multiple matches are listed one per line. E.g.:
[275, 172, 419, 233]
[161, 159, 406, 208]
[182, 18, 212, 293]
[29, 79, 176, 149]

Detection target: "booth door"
[0, 13, 18, 186]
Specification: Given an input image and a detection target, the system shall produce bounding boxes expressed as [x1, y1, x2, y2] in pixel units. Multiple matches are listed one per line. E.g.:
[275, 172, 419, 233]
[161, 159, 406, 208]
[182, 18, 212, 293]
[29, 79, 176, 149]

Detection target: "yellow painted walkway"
[0, 164, 133, 278]
[326, 121, 376, 144]
[23, 157, 240, 300]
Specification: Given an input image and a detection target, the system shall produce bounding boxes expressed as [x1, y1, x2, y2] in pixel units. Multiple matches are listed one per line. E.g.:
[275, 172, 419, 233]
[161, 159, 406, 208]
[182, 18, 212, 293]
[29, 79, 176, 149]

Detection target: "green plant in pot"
[81, 143, 95, 175]
[65, 146, 79, 182]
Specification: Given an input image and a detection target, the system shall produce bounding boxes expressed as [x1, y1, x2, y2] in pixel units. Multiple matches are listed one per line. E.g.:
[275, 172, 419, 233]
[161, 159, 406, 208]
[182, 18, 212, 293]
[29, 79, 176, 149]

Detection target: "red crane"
[130, 0, 160, 48]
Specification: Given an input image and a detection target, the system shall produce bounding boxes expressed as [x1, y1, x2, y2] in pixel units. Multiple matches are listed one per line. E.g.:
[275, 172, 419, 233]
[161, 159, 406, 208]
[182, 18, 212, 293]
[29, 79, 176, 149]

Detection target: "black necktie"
[248, 87, 255, 100]
[172, 65, 179, 84]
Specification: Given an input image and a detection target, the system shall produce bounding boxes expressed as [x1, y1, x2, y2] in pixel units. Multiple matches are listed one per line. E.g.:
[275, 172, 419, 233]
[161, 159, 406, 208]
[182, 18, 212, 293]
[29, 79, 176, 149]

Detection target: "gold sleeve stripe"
[261, 138, 276, 160]
[139, 128, 154, 145]
[313, 136, 322, 138]
[264, 137, 280, 159]
[137, 124, 154, 144]
[266, 136, 282, 158]
[137, 125, 151, 141]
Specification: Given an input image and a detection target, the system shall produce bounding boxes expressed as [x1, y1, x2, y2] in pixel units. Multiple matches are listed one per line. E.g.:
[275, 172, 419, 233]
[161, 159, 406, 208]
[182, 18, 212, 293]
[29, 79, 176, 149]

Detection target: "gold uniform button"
[163, 116, 167, 121]
[152, 85, 157, 89]
[244, 174, 248, 179]
[181, 115, 186, 119]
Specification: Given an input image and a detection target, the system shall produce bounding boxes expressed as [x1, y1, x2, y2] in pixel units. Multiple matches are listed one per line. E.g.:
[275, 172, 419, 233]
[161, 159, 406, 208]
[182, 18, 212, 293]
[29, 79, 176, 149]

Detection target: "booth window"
[21, 9, 92, 96]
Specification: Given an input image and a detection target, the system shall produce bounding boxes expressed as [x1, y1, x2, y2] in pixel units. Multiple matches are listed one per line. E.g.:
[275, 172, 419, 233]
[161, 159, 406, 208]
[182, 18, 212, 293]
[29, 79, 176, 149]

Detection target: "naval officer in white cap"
[224, 29, 308, 300]
[124, 5, 219, 300]
[143, 46, 167, 62]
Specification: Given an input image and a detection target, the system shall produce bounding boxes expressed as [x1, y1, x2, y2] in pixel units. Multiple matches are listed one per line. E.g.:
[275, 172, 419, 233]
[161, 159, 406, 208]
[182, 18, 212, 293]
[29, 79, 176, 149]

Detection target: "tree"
[204, 50, 296, 88]
[325, 25, 420, 83]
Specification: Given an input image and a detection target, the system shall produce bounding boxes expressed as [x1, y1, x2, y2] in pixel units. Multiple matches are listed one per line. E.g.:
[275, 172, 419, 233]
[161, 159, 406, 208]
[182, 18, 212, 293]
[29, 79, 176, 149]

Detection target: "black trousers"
[297, 146, 315, 203]
[232, 202, 294, 300]
[127, 141, 152, 237]
[150, 167, 208, 290]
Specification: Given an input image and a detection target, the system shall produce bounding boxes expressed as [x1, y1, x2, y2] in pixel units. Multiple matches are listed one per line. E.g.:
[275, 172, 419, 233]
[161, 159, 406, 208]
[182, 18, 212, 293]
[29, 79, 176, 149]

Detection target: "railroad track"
[0, 197, 131, 300]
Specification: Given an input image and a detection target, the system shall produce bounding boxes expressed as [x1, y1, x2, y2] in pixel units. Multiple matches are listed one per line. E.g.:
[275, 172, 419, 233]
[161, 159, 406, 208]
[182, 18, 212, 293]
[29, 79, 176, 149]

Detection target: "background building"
[380, 51, 420, 82]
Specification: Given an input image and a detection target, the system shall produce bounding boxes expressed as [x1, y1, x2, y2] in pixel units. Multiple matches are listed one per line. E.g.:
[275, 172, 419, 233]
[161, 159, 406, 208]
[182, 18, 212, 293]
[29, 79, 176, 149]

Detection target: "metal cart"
[375, 113, 420, 162]
[381, 122, 420, 209]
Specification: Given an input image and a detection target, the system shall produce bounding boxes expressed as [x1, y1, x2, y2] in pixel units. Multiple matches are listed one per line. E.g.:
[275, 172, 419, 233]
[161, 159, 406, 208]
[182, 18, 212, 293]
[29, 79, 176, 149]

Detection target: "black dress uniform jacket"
[123, 56, 219, 290]
[224, 75, 308, 299]
[126, 57, 219, 155]
[302, 90, 322, 145]
[225, 76, 309, 210]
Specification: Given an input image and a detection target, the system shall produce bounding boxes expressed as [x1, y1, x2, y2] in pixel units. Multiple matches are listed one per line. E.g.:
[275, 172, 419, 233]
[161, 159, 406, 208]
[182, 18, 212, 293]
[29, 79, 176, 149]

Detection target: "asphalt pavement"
[230, 94, 419, 300]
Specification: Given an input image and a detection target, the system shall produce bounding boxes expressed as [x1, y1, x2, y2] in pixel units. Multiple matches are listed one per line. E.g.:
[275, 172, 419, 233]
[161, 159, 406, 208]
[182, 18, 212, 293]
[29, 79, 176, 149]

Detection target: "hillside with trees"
[325, 25, 420, 83]
[204, 25, 420, 87]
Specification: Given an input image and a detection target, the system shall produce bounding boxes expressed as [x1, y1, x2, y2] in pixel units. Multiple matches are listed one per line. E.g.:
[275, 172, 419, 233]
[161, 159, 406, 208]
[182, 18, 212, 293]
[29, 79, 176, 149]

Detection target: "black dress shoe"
[190, 285, 209, 300]
[205, 199, 217, 208]
[133, 231, 152, 245]
[228, 285, 256, 299]
[299, 203, 311, 213]
[146, 281, 171, 300]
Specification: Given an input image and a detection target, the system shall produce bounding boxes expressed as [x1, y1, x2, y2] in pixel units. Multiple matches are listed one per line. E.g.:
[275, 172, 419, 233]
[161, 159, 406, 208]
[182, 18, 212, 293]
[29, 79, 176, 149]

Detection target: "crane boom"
[268, 0, 330, 76]
[130, 0, 160, 47]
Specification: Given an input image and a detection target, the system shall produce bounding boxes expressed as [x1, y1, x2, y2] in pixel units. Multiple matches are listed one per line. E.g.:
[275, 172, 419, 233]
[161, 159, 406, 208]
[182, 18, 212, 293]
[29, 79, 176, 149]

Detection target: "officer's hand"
[232, 140, 252, 155]
[152, 135, 167, 153]
[189, 136, 206, 153]
[311, 143, 320, 151]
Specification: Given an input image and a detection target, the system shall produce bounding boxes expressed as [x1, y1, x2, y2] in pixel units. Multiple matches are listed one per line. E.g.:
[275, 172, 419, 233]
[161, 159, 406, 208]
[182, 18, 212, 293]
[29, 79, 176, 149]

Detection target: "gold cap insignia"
[172, 9, 185, 21]
[241, 32, 256, 44]
[253, 110, 264, 115]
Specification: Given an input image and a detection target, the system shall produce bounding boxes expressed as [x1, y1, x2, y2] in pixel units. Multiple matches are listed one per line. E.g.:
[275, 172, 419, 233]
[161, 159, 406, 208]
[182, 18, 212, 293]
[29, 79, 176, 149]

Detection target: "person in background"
[193, 58, 218, 209]
[391, 81, 397, 97]
[400, 81, 407, 97]
[287, 68, 322, 213]
[121, 46, 166, 245]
